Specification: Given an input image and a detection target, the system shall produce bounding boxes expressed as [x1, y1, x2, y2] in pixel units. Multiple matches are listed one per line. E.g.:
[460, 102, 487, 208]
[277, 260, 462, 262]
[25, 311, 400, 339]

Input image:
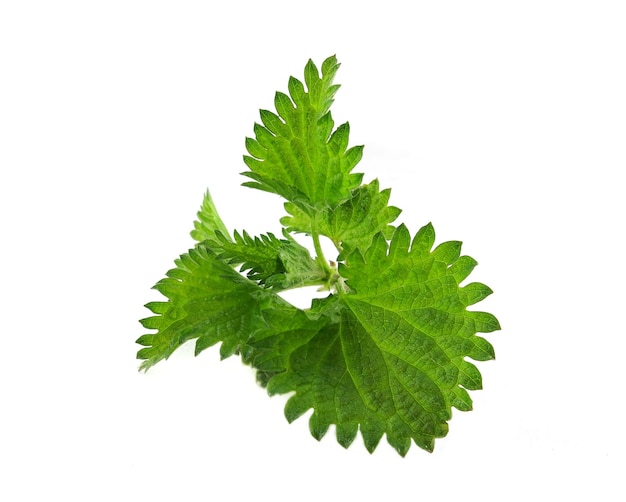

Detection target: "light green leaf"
[241, 55, 364, 209]
[209, 230, 289, 284]
[190, 189, 231, 243]
[137, 244, 277, 370]
[281, 179, 401, 253]
[208, 230, 326, 290]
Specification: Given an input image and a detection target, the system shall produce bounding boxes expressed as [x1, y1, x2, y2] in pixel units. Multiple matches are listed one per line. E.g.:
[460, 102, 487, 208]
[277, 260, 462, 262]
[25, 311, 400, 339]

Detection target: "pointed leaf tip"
[336, 423, 358, 448]
[309, 412, 330, 441]
[411, 222, 435, 256]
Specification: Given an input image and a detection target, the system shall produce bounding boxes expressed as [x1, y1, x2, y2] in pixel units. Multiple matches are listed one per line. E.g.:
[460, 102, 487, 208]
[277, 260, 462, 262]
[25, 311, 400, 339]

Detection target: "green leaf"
[265, 224, 499, 455]
[189, 188, 327, 290]
[208, 230, 326, 290]
[137, 244, 278, 370]
[211, 230, 288, 284]
[243, 307, 330, 387]
[190, 189, 231, 243]
[241, 55, 364, 208]
[281, 179, 402, 253]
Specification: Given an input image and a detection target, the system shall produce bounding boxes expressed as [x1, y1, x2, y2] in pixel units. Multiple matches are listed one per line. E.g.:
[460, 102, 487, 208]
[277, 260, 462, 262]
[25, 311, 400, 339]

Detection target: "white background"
[1, 1, 625, 500]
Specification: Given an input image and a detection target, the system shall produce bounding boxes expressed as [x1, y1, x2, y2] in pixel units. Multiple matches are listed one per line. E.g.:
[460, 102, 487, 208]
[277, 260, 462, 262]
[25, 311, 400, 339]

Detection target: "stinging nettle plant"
[137, 55, 500, 456]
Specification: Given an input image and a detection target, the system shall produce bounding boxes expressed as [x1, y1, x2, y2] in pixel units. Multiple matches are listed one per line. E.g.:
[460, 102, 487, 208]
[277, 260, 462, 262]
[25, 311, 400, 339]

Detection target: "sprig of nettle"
[137, 56, 500, 456]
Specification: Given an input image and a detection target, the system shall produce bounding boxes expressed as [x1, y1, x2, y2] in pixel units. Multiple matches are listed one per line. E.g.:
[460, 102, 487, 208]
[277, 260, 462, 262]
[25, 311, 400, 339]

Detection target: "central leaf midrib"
[343, 295, 464, 397]
[339, 301, 443, 430]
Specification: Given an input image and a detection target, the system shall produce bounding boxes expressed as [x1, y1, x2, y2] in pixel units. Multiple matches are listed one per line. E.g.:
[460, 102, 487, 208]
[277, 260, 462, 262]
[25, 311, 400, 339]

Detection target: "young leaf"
[208, 230, 326, 290]
[191, 189, 231, 243]
[241, 55, 364, 209]
[281, 179, 402, 253]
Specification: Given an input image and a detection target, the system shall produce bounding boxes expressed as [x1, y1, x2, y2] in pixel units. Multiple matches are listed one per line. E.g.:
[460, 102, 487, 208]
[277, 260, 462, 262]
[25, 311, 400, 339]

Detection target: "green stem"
[312, 232, 330, 271]
[311, 219, 333, 288]
[310, 222, 350, 296]
[272, 277, 327, 294]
